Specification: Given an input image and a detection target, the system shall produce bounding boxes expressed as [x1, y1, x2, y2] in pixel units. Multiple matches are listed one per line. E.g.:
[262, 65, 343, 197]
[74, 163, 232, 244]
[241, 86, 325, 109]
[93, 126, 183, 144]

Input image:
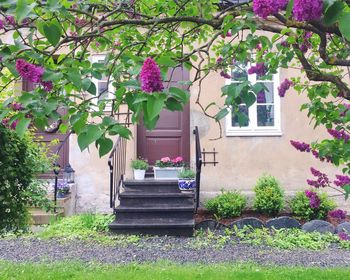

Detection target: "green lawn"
[1, 262, 350, 280]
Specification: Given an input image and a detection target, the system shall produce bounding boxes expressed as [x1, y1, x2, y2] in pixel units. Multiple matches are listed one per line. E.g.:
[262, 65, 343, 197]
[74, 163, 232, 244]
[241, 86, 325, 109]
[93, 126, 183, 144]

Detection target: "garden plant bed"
[195, 208, 350, 228]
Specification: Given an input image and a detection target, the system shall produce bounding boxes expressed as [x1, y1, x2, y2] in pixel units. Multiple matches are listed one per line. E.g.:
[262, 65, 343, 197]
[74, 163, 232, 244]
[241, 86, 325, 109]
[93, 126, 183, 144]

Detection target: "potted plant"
[57, 181, 70, 198]
[178, 169, 196, 191]
[153, 156, 185, 179]
[131, 158, 149, 180]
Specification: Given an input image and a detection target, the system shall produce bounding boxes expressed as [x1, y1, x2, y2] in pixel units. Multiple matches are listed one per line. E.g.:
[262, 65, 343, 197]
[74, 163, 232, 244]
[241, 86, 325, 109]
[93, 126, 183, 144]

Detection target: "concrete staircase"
[109, 180, 195, 236]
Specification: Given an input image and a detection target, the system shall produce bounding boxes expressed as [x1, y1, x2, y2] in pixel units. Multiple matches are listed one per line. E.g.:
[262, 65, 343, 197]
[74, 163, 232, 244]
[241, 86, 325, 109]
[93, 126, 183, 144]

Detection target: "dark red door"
[137, 67, 190, 165]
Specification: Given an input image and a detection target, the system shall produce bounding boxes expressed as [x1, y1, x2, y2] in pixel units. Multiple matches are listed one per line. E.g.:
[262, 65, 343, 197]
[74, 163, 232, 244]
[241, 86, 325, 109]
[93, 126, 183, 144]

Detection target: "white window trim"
[225, 67, 282, 137]
[90, 54, 115, 110]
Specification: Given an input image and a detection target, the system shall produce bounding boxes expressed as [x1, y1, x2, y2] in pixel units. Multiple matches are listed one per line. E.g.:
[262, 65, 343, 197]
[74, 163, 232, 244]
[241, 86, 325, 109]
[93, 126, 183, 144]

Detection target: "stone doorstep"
[29, 208, 64, 225]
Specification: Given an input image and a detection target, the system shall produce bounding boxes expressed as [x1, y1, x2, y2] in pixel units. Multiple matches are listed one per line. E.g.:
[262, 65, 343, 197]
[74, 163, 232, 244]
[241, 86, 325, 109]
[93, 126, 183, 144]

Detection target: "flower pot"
[153, 167, 183, 180]
[134, 169, 146, 180]
[178, 179, 196, 191]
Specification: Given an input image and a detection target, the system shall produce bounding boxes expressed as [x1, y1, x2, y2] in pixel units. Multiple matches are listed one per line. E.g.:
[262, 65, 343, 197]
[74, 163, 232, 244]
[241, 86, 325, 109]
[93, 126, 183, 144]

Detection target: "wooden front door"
[137, 67, 190, 165]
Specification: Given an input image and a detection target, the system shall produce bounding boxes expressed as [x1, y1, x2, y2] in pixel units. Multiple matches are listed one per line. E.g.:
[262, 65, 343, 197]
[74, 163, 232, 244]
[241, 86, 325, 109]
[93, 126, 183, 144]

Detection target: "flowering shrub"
[0, 125, 53, 234]
[328, 209, 347, 220]
[205, 190, 247, 219]
[290, 190, 336, 221]
[253, 174, 285, 216]
[155, 156, 185, 168]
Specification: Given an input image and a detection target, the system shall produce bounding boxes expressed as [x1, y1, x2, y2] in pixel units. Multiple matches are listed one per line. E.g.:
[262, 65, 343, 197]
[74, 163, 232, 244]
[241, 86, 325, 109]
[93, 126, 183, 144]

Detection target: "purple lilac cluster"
[339, 232, 350, 241]
[75, 17, 87, 27]
[257, 91, 266, 103]
[221, 31, 232, 38]
[252, 0, 288, 18]
[334, 174, 350, 188]
[300, 32, 313, 53]
[247, 63, 266, 76]
[10, 102, 23, 111]
[290, 140, 311, 152]
[139, 57, 164, 93]
[15, 59, 53, 92]
[328, 209, 347, 220]
[327, 128, 350, 142]
[305, 190, 321, 209]
[216, 57, 223, 64]
[307, 167, 330, 188]
[1, 118, 19, 129]
[278, 79, 293, 97]
[293, 0, 323, 21]
[220, 71, 231, 79]
[280, 40, 289, 48]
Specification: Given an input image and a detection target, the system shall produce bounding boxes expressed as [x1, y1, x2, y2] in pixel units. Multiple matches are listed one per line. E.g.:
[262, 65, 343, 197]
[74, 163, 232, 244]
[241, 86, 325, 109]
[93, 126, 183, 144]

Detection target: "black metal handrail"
[193, 126, 202, 211]
[108, 136, 127, 210]
[52, 131, 72, 212]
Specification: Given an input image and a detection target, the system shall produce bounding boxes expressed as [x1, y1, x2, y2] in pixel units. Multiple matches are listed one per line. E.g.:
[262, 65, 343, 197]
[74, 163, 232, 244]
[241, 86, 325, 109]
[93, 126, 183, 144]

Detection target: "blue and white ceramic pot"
[178, 179, 196, 191]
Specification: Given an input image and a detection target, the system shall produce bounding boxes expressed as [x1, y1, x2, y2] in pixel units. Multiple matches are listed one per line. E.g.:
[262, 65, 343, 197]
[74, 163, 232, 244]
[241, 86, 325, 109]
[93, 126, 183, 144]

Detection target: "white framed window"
[225, 62, 281, 136]
[90, 55, 115, 107]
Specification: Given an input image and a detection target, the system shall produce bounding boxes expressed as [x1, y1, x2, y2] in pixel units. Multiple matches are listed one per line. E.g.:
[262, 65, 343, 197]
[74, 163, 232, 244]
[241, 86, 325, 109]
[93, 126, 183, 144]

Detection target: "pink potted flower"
[154, 156, 185, 179]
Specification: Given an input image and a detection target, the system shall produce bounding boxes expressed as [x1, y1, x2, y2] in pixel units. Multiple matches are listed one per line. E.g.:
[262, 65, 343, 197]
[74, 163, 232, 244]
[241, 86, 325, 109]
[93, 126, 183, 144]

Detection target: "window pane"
[232, 105, 249, 127]
[231, 61, 248, 81]
[256, 82, 274, 104]
[98, 81, 108, 100]
[257, 105, 274, 126]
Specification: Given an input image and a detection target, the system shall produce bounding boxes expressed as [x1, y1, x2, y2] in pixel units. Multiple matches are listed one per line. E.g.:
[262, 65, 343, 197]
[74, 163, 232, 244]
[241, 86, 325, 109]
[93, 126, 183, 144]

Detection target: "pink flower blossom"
[160, 157, 171, 163]
[173, 156, 183, 163]
[140, 57, 164, 93]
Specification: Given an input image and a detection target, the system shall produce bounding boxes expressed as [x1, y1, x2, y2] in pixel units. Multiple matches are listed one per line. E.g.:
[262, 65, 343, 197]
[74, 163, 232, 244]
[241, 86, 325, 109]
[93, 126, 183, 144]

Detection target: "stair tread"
[110, 218, 194, 227]
[120, 192, 194, 198]
[124, 179, 178, 186]
[115, 205, 195, 212]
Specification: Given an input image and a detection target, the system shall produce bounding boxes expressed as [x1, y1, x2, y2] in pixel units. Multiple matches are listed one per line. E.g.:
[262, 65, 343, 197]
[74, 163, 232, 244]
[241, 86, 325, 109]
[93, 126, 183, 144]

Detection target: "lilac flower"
[334, 174, 350, 188]
[5, 16, 15, 26]
[11, 102, 23, 111]
[10, 119, 19, 130]
[248, 63, 266, 76]
[277, 0, 289, 9]
[140, 57, 164, 93]
[327, 128, 350, 142]
[216, 57, 223, 64]
[1, 118, 9, 126]
[16, 59, 44, 83]
[75, 17, 87, 27]
[290, 140, 311, 152]
[220, 71, 231, 79]
[307, 167, 329, 188]
[304, 190, 321, 209]
[253, 0, 278, 18]
[329, 209, 347, 220]
[41, 81, 53, 92]
[339, 232, 350, 241]
[0, 19, 4, 29]
[293, 0, 323, 21]
[278, 79, 293, 97]
[221, 31, 232, 38]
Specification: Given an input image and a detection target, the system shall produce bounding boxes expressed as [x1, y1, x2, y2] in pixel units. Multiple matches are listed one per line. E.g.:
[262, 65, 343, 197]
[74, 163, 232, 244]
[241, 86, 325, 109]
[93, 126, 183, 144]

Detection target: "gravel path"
[1, 237, 350, 267]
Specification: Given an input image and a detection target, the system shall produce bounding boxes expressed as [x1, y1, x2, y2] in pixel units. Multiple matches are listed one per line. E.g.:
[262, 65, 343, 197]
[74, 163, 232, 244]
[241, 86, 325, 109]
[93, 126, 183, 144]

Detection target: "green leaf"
[285, 0, 294, 18]
[15, 118, 31, 138]
[156, 56, 177, 67]
[215, 108, 229, 121]
[77, 125, 103, 151]
[42, 70, 63, 82]
[66, 69, 82, 89]
[242, 91, 256, 107]
[168, 87, 190, 103]
[71, 112, 88, 134]
[97, 137, 114, 157]
[43, 23, 62, 46]
[82, 78, 92, 91]
[339, 13, 350, 41]
[87, 82, 97, 95]
[147, 95, 165, 120]
[324, 1, 345, 26]
[16, 0, 36, 22]
[344, 185, 350, 200]
[165, 97, 183, 111]
[237, 112, 249, 127]
[109, 124, 131, 139]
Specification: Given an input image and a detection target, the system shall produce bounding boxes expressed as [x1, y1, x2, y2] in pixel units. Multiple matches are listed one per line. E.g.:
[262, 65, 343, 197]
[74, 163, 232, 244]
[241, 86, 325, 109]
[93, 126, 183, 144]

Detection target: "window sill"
[226, 129, 282, 137]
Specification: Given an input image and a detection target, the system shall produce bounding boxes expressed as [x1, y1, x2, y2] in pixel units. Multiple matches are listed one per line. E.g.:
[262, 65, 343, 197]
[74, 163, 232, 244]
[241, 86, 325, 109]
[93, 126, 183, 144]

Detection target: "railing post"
[53, 163, 60, 213]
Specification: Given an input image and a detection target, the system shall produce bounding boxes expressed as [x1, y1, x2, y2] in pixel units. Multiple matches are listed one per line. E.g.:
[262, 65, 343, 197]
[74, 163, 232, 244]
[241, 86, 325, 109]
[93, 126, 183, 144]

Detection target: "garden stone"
[229, 218, 265, 229]
[195, 220, 218, 231]
[266, 216, 301, 230]
[336, 222, 350, 234]
[302, 220, 335, 234]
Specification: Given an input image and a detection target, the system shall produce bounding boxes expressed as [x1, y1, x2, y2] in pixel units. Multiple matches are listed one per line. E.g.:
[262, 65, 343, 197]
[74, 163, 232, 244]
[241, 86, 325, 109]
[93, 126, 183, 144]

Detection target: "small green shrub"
[205, 190, 247, 219]
[178, 168, 195, 179]
[253, 174, 284, 216]
[131, 159, 149, 170]
[290, 190, 336, 221]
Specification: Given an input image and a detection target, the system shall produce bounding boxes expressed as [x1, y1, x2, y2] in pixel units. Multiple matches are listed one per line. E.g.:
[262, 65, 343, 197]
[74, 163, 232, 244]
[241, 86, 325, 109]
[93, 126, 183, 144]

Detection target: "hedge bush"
[205, 190, 247, 219]
[253, 174, 285, 216]
[0, 125, 52, 234]
[290, 190, 336, 221]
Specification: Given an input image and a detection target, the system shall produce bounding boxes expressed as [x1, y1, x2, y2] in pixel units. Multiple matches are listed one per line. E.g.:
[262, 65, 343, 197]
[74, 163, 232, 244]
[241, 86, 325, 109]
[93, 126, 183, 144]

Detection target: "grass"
[1, 261, 350, 280]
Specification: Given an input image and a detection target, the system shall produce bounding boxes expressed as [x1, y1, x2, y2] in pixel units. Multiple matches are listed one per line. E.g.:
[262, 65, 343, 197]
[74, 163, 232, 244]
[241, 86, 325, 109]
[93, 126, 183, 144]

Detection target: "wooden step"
[119, 192, 194, 207]
[123, 179, 180, 193]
